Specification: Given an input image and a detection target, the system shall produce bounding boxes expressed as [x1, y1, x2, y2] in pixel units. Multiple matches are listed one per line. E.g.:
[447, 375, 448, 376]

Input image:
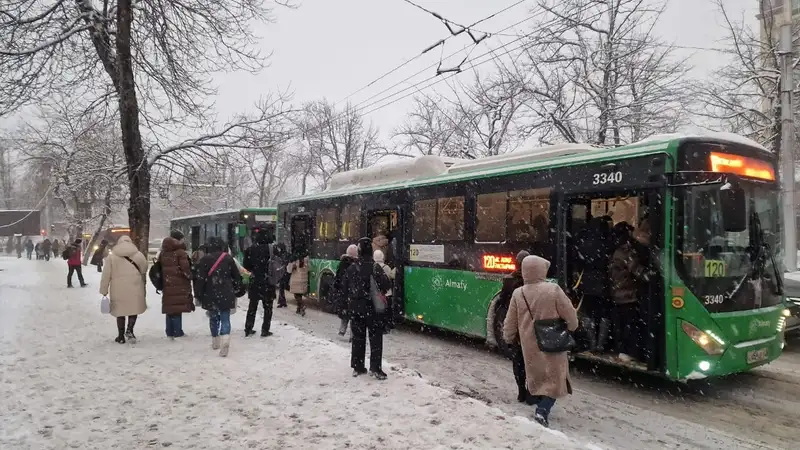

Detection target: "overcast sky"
[0, 0, 761, 139]
[213, 0, 759, 139]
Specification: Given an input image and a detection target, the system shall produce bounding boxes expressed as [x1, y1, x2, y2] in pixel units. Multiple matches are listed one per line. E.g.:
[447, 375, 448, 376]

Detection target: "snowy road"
[272, 297, 800, 449]
[0, 257, 593, 450]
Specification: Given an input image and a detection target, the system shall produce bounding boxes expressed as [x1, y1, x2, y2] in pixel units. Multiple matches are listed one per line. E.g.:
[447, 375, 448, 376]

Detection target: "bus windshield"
[677, 182, 782, 312]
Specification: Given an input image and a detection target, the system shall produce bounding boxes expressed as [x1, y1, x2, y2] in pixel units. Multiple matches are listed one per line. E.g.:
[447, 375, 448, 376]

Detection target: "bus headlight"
[681, 321, 726, 355]
[782, 308, 792, 317]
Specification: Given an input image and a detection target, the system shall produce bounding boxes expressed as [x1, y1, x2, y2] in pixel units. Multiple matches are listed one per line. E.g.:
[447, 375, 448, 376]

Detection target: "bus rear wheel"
[317, 273, 335, 314]
[493, 301, 512, 357]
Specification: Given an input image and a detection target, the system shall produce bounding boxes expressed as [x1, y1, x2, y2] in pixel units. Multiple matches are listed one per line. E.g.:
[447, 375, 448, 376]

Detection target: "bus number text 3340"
[592, 171, 623, 185]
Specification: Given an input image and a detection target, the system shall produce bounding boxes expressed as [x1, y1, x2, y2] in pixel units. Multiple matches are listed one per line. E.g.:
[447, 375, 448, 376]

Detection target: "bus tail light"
[681, 321, 726, 355]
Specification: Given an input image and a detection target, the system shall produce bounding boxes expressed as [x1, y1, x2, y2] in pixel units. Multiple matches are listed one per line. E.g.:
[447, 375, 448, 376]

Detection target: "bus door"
[563, 197, 591, 302]
[567, 190, 664, 369]
[367, 208, 404, 321]
[226, 223, 239, 259]
[190, 226, 200, 253]
[290, 215, 312, 257]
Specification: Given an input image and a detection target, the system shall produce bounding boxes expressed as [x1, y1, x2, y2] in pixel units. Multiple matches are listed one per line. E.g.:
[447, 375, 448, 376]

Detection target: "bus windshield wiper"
[751, 211, 783, 295]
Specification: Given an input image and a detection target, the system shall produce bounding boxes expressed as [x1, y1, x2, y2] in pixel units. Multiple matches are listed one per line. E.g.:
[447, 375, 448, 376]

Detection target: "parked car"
[782, 271, 800, 335]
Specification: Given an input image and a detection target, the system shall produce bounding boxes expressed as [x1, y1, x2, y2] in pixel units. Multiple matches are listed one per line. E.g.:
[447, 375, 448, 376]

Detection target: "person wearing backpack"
[159, 230, 194, 339]
[99, 235, 148, 344]
[242, 229, 277, 337]
[343, 238, 391, 380]
[193, 236, 243, 357]
[65, 239, 87, 288]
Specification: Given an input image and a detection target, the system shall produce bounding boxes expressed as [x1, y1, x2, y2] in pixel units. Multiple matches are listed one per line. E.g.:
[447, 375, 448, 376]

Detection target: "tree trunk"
[116, 0, 150, 253]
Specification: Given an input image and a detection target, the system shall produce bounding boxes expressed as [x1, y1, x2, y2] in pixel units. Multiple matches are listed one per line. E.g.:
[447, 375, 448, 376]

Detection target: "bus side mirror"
[720, 187, 747, 232]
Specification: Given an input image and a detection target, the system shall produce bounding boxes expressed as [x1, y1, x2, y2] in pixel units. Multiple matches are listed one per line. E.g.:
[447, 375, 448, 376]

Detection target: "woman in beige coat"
[503, 255, 578, 428]
[287, 251, 309, 316]
[100, 235, 148, 344]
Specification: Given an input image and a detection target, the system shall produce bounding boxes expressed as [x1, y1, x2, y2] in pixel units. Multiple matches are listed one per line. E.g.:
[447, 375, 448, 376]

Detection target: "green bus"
[170, 207, 277, 261]
[277, 133, 790, 381]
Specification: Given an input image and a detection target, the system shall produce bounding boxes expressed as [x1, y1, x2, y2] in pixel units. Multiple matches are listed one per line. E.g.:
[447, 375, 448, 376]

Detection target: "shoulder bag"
[520, 290, 575, 353]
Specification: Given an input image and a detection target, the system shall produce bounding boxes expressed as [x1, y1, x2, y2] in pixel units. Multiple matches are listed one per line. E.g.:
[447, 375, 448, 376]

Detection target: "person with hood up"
[41, 238, 52, 261]
[99, 235, 148, 344]
[24, 238, 34, 260]
[193, 236, 243, 357]
[160, 230, 194, 339]
[287, 250, 309, 316]
[373, 249, 396, 333]
[242, 229, 277, 337]
[272, 242, 289, 308]
[90, 239, 109, 272]
[333, 244, 358, 336]
[498, 250, 530, 402]
[51, 239, 60, 259]
[66, 239, 87, 288]
[343, 237, 391, 380]
[503, 255, 578, 428]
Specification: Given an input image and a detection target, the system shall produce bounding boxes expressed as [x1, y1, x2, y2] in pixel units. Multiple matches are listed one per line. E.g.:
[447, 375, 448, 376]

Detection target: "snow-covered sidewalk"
[0, 257, 593, 450]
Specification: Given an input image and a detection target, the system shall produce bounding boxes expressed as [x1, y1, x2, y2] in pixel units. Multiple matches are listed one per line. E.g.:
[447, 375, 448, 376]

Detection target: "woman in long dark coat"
[160, 231, 194, 339]
[91, 240, 109, 272]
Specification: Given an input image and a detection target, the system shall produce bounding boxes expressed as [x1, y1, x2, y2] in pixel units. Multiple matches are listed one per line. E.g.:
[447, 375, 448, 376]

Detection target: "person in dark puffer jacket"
[343, 237, 391, 380]
[242, 229, 276, 337]
[160, 230, 194, 339]
[193, 236, 242, 357]
[334, 244, 358, 336]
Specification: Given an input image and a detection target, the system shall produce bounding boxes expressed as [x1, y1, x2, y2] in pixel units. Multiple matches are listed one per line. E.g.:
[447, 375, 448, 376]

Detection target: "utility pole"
[780, 0, 796, 271]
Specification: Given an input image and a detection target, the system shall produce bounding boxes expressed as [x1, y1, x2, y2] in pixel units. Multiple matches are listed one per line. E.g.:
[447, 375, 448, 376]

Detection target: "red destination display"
[483, 254, 516, 271]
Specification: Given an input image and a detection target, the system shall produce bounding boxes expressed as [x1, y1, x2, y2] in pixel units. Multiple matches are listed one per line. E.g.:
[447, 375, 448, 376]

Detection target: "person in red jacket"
[66, 239, 87, 288]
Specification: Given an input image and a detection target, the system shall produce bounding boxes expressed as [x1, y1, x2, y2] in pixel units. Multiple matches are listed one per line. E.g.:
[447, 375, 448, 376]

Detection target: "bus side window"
[508, 188, 554, 267]
[412, 199, 436, 243]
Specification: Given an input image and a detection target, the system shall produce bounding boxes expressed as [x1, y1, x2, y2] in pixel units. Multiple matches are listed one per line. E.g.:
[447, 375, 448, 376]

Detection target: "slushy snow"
[0, 257, 594, 449]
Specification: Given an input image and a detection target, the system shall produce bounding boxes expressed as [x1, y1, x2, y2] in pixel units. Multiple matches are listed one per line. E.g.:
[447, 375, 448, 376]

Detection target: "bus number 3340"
[592, 171, 623, 185]
[704, 295, 725, 305]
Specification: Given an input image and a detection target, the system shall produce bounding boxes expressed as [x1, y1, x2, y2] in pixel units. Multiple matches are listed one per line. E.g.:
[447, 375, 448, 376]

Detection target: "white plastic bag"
[100, 296, 111, 314]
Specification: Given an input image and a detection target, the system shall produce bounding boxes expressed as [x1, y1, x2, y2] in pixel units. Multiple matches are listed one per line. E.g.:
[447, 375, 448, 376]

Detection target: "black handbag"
[521, 291, 575, 353]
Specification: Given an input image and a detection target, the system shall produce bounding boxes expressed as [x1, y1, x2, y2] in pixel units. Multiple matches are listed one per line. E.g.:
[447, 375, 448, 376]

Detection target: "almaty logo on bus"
[431, 274, 468, 292]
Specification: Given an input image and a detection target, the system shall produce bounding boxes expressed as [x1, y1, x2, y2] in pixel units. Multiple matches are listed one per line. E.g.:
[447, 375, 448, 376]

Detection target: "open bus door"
[562, 197, 591, 301]
[290, 215, 312, 258]
[367, 207, 404, 324]
[562, 190, 664, 371]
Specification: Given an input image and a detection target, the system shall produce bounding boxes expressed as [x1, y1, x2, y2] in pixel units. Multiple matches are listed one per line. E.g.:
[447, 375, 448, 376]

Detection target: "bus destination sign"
[709, 152, 775, 181]
[483, 254, 515, 271]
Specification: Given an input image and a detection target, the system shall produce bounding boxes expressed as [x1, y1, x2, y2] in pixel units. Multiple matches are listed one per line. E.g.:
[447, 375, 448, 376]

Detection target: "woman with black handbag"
[503, 255, 578, 428]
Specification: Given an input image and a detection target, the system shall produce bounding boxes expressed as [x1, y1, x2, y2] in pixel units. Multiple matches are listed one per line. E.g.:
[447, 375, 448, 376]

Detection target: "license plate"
[746, 348, 768, 364]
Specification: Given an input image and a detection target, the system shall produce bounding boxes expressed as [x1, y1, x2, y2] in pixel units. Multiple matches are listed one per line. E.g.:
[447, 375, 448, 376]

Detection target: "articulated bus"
[277, 133, 790, 381]
[170, 207, 277, 261]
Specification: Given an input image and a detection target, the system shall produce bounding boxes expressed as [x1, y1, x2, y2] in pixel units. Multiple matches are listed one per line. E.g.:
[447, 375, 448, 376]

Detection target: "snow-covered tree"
[14, 96, 127, 252]
[693, 0, 799, 154]
[295, 100, 385, 191]
[0, 0, 294, 251]
[513, 0, 691, 145]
